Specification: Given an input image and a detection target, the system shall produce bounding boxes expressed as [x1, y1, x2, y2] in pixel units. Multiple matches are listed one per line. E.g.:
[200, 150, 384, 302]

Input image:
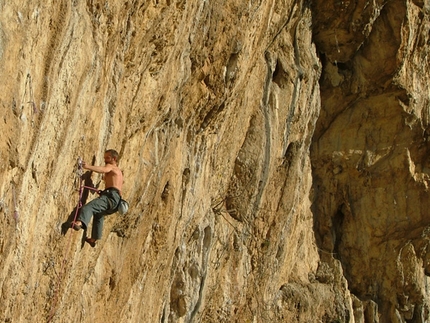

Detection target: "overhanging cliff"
[312, 0, 430, 321]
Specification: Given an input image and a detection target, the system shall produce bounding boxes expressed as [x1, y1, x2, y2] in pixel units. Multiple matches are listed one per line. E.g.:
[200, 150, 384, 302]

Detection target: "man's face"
[104, 153, 115, 165]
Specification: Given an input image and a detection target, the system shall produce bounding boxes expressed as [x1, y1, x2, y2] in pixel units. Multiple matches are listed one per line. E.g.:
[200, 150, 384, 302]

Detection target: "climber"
[71, 149, 124, 247]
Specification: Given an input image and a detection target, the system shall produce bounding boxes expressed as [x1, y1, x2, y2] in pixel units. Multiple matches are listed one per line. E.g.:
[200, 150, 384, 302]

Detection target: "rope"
[47, 157, 85, 322]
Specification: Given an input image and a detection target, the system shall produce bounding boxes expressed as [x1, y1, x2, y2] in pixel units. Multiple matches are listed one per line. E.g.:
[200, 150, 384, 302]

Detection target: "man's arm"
[83, 162, 113, 174]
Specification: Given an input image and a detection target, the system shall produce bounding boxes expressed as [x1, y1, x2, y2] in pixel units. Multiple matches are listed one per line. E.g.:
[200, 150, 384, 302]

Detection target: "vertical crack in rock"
[41, 1, 71, 102]
[254, 51, 274, 215]
[189, 225, 212, 321]
[284, 18, 304, 156]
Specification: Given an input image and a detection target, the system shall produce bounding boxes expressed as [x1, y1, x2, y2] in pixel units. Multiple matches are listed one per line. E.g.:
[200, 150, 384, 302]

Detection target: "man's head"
[104, 149, 119, 165]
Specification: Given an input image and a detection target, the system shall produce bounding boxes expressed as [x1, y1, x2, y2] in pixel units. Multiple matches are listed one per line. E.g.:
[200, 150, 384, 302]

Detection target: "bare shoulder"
[112, 165, 123, 175]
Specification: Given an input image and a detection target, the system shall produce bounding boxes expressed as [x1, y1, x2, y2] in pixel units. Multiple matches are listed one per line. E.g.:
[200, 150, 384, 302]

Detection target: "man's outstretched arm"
[82, 162, 113, 174]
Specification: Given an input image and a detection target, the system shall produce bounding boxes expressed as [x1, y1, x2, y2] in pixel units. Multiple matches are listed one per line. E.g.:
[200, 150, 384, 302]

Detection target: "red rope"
[47, 159, 86, 322]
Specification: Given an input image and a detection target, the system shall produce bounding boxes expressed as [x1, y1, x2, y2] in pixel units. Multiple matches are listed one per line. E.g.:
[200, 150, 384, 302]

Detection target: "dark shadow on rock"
[80, 228, 89, 249]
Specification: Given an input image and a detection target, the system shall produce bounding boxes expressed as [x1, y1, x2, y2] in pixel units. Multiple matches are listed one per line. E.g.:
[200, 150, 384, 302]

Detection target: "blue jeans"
[78, 188, 120, 240]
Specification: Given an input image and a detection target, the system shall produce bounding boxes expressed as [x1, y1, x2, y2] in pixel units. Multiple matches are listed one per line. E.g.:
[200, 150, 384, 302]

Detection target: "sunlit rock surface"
[0, 0, 429, 322]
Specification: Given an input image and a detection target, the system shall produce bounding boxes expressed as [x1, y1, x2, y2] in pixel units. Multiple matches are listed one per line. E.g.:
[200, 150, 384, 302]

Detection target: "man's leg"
[77, 195, 110, 229]
[91, 212, 106, 240]
[90, 192, 120, 240]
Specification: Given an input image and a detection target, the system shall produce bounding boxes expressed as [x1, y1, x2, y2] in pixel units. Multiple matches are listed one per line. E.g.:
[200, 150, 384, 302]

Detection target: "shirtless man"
[71, 149, 124, 247]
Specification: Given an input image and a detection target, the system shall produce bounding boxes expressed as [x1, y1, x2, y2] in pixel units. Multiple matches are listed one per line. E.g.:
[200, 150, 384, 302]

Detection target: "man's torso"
[104, 166, 123, 193]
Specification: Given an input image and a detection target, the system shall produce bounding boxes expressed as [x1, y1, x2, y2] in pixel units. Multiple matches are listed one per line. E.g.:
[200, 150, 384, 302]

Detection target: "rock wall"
[312, 0, 430, 322]
[0, 0, 429, 322]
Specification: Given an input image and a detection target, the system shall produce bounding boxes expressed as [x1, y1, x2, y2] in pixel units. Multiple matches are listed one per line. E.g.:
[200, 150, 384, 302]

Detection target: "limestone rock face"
[0, 0, 428, 322]
[312, 0, 430, 321]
